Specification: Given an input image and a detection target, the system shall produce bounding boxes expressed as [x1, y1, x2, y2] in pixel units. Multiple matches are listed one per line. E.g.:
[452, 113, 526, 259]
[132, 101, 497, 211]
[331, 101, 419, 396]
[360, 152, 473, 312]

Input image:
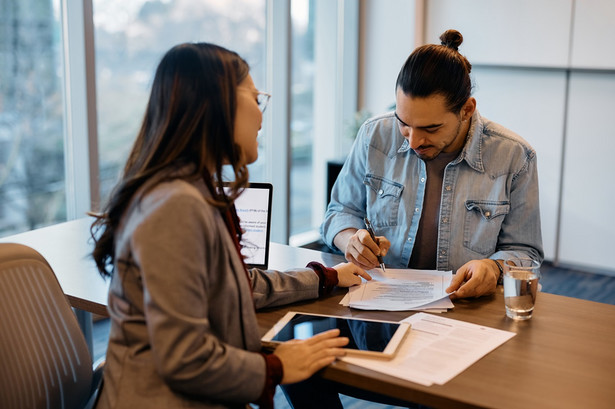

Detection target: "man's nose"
[402, 127, 424, 149]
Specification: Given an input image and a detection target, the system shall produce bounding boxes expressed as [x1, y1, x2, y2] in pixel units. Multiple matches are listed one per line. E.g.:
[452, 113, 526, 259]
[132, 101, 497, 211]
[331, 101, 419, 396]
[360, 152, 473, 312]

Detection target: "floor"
[92, 261, 615, 408]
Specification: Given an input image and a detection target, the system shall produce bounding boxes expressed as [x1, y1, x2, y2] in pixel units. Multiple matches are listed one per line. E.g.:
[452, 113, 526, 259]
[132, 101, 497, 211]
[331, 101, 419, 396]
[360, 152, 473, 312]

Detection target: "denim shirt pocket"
[364, 174, 404, 227]
[463, 200, 510, 255]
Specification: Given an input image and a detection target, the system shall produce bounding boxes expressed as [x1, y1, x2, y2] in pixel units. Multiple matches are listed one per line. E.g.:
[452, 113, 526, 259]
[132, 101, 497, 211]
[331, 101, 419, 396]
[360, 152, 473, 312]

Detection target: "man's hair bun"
[439, 29, 463, 51]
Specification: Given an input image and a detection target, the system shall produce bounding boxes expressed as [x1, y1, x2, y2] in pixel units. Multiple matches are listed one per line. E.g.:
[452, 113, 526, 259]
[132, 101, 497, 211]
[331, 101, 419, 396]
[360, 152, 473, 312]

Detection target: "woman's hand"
[274, 329, 349, 384]
[333, 262, 372, 287]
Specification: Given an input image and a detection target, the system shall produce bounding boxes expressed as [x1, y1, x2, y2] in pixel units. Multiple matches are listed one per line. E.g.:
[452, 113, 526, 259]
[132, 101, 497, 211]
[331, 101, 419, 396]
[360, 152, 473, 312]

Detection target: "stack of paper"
[341, 312, 516, 386]
[340, 269, 454, 312]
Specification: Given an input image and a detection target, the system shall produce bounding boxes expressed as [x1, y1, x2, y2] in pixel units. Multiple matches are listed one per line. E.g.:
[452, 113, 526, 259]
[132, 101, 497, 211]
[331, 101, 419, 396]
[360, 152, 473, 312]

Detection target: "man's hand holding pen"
[364, 218, 388, 272]
[334, 226, 391, 271]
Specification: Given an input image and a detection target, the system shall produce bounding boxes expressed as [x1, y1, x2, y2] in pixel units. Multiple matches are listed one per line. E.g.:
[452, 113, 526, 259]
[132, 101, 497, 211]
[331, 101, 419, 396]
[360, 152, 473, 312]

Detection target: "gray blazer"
[96, 177, 320, 409]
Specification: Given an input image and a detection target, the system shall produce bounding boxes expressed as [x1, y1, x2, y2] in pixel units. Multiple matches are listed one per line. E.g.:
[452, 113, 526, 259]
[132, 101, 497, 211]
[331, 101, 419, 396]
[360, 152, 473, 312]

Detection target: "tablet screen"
[270, 313, 401, 353]
[223, 182, 273, 269]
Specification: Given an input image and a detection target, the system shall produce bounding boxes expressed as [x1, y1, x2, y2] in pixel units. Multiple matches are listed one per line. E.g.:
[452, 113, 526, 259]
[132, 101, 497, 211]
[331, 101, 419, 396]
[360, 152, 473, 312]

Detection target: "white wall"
[424, 0, 573, 68]
[559, 73, 615, 271]
[570, 0, 615, 68]
[470, 67, 566, 262]
[359, 0, 416, 116]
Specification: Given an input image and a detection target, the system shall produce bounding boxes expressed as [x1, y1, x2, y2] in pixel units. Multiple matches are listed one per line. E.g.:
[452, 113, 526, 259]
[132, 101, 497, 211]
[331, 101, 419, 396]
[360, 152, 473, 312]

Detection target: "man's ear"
[460, 97, 476, 121]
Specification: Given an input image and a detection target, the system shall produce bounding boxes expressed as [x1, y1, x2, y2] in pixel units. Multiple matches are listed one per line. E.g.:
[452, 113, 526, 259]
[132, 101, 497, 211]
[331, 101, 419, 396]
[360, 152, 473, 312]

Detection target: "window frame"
[61, 0, 99, 219]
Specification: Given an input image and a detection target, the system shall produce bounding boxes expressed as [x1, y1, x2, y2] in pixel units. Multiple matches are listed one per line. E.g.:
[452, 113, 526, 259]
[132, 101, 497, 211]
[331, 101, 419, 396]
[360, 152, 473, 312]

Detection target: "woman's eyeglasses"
[257, 91, 271, 113]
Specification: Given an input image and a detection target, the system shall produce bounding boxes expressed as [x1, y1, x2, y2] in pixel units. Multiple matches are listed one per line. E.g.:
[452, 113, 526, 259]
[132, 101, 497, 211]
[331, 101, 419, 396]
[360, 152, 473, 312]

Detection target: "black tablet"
[261, 312, 410, 359]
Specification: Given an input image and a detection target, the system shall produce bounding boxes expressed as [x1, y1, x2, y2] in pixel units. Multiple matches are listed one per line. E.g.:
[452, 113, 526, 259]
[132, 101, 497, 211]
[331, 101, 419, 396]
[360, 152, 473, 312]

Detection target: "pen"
[363, 217, 386, 272]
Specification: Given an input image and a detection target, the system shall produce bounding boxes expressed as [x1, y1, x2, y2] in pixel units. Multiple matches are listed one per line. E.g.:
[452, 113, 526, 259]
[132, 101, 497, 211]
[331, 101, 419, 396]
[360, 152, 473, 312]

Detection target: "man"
[321, 30, 543, 299]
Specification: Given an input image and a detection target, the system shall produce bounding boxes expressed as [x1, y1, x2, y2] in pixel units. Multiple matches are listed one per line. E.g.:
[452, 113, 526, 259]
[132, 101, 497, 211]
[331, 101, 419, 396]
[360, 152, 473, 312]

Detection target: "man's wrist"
[492, 259, 504, 285]
[333, 228, 358, 254]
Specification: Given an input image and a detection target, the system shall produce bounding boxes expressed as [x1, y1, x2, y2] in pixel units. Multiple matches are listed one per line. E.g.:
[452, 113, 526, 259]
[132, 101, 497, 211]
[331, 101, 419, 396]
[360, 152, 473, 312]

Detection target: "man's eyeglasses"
[257, 91, 271, 113]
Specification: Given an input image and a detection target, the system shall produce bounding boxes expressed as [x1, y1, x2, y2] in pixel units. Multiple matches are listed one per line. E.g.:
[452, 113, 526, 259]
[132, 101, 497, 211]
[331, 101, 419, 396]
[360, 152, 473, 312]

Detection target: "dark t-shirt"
[408, 150, 460, 269]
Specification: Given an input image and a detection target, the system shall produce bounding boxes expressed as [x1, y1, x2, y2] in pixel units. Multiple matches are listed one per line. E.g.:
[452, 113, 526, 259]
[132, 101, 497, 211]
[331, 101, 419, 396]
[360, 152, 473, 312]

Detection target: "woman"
[91, 43, 370, 409]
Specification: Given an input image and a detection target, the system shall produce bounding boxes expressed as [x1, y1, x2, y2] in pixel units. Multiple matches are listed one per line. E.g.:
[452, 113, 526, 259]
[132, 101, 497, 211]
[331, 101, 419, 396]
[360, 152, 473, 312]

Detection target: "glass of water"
[503, 258, 541, 320]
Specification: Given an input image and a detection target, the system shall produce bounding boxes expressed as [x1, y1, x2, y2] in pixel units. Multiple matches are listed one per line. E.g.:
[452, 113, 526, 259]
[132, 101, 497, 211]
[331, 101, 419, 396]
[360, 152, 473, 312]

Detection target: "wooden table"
[264, 245, 615, 409]
[2, 218, 614, 408]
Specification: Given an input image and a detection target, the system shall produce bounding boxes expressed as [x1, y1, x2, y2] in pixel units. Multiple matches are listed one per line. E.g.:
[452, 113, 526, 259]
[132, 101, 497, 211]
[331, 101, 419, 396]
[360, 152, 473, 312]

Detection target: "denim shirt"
[321, 110, 544, 271]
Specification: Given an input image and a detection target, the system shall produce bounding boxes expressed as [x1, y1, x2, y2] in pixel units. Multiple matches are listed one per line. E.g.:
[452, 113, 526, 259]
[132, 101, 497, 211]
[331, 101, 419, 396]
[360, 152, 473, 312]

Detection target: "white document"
[341, 269, 454, 311]
[340, 312, 516, 386]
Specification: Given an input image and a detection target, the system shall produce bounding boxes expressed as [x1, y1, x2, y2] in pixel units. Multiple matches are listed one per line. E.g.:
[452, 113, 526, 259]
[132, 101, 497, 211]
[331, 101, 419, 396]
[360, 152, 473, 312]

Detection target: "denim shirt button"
[442, 217, 448, 223]
[445, 185, 452, 191]
[414, 208, 419, 213]
[420, 178, 425, 183]
[485, 211, 491, 217]
[378, 189, 384, 196]
[407, 237, 412, 242]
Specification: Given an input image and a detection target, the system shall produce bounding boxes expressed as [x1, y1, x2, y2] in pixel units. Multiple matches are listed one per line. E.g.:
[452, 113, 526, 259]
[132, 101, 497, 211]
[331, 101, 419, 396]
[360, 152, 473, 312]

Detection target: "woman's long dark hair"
[91, 43, 250, 278]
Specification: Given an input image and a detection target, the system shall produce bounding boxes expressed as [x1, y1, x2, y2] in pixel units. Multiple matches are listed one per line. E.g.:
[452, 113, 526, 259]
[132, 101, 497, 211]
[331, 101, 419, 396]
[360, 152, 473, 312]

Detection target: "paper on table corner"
[341, 312, 516, 387]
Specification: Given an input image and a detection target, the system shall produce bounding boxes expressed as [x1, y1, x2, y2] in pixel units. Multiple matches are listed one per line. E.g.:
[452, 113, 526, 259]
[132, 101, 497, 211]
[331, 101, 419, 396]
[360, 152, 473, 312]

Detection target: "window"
[288, 0, 359, 245]
[93, 0, 268, 202]
[0, 0, 358, 245]
[290, 0, 315, 237]
[0, 0, 66, 235]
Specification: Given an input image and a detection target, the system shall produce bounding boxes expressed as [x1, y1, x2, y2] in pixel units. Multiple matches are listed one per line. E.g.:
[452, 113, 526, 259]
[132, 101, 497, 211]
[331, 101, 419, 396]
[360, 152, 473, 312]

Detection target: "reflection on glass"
[93, 0, 267, 203]
[0, 0, 66, 236]
[290, 0, 314, 236]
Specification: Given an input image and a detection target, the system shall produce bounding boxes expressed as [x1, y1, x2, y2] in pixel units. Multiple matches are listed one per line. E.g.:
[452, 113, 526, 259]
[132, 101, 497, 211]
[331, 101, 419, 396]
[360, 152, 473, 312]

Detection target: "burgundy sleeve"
[307, 261, 339, 297]
[254, 353, 283, 409]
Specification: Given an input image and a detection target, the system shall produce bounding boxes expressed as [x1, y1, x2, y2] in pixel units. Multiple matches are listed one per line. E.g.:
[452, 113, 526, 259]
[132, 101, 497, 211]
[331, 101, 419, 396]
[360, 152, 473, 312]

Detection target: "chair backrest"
[0, 243, 94, 409]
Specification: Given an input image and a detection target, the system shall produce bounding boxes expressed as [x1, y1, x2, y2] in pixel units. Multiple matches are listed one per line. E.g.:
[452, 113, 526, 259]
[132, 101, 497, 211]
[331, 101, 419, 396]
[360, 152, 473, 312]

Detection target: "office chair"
[0, 243, 104, 409]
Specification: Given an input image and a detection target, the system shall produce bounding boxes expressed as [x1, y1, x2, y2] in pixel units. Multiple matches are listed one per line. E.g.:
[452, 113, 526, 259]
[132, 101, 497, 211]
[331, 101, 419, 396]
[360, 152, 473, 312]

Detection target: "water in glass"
[504, 268, 540, 320]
